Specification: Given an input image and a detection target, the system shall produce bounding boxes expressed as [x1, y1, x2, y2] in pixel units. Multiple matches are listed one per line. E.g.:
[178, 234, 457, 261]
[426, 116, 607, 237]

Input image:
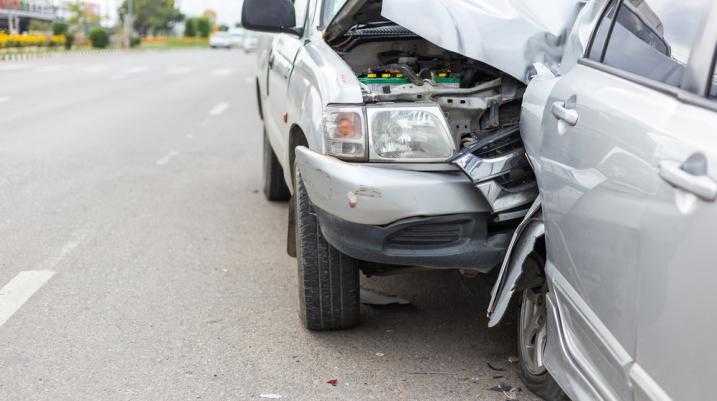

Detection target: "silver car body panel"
[518, 1, 717, 400]
[380, 0, 585, 82]
[295, 146, 491, 225]
[486, 196, 543, 327]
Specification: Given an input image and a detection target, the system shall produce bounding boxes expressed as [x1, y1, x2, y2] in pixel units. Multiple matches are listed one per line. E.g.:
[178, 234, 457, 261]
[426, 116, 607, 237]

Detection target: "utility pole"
[124, 0, 133, 48]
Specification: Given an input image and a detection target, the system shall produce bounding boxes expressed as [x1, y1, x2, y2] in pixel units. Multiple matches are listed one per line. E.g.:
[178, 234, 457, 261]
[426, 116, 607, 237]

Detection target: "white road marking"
[167, 66, 193, 75]
[209, 102, 229, 116]
[127, 66, 149, 74]
[0, 270, 56, 327]
[35, 64, 64, 72]
[112, 66, 149, 80]
[211, 68, 234, 76]
[39, 230, 88, 271]
[81, 64, 109, 73]
[243, 77, 253, 84]
[259, 395, 283, 399]
[156, 150, 180, 166]
[186, 134, 194, 139]
[0, 96, 9, 103]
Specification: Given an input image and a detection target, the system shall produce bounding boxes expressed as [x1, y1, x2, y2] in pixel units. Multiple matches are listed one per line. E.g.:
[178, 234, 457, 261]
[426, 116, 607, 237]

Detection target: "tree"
[52, 21, 69, 36]
[66, 1, 101, 35]
[196, 17, 211, 38]
[29, 20, 52, 33]
[184, 18, 196, 37]
[118, 0, 184, 36]
[89, 27, 110, 48]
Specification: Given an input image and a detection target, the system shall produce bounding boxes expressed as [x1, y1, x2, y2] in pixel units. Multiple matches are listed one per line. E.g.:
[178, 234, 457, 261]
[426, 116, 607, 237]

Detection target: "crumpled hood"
[381, 0, 584, 82]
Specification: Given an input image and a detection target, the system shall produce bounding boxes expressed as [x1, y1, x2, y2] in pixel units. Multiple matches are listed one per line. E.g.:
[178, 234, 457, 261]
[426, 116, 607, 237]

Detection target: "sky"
[176, 0, 243, 25]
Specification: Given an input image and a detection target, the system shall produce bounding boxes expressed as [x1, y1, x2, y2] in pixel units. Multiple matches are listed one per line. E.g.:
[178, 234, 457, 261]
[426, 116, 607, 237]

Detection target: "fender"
[487, 195, 544, 327]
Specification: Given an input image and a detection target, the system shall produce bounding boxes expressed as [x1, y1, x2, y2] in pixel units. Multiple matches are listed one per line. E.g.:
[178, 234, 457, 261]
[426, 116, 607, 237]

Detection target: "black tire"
[295, 166, 360, 331]
[517, 258, 567, 401]
[262, 130, 290, 201]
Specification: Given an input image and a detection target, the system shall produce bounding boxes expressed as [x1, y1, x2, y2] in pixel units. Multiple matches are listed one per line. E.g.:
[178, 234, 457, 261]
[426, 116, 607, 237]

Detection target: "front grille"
[387, 222, 465, 247]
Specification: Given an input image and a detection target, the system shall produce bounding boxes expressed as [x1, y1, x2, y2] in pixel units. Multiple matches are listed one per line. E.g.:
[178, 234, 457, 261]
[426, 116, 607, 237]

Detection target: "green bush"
[184, 18, 196, 37]
[196, 17, 211, 38]
[130, 36, 142, 48]
[89, 27, 110, 49]
[52, 21, 69, 36]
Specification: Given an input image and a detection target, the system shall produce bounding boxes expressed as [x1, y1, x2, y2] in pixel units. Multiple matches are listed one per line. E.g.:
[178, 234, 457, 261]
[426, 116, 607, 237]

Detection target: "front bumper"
[295, 147, 511, 270]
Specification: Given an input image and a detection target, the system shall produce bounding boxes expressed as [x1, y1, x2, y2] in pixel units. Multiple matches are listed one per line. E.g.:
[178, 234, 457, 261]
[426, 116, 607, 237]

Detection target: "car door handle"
[551, 101, 579, 126]
[659, 155, 717, 201]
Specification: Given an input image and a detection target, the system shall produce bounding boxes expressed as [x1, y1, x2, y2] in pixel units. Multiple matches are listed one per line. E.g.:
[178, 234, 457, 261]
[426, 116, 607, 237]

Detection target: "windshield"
[321, 0, 348, 26]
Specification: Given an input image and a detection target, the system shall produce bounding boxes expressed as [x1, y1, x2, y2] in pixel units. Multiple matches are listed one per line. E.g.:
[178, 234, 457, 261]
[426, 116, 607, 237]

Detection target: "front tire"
[262, 130, 290, 201]
[295, 166, 360, 331]
[517, 257, 566, 401]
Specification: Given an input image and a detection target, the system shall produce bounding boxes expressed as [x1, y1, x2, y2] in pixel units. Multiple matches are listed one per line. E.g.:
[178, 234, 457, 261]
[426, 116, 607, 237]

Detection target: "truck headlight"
[367, 105, 454, 162]
[322, 104, 454, 162]
[323, 105, 367, 161]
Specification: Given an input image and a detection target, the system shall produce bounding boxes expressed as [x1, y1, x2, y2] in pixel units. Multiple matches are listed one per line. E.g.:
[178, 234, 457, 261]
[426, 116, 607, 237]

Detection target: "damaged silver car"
[242, 0, 536, 330]
[394, 0, 717, 400]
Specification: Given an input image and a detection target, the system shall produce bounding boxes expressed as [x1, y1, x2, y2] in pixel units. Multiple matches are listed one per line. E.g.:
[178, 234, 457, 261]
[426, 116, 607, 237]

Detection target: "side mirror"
[241, 0, 300, 36]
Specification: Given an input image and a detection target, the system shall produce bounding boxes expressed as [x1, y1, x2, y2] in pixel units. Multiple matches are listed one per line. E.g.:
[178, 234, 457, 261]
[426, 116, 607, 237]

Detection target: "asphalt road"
[0, 49, 539, 401]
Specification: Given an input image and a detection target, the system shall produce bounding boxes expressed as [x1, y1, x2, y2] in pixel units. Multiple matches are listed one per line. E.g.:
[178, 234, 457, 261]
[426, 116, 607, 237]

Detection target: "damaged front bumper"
[295, 146, 512, 270]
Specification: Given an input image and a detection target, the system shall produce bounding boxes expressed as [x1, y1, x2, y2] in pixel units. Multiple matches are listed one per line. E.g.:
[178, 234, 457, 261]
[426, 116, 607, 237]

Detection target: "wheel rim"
[519, 287, 548, 375]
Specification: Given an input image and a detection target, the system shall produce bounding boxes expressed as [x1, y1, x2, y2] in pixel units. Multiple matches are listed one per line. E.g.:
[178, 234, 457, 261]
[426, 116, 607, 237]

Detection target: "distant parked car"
[241, 31, 258, 53]
[209, 31, 233, 49]
[228, 28, 244, 48]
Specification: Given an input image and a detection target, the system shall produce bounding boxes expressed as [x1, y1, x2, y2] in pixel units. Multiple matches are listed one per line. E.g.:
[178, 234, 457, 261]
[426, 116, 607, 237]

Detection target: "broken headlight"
[367, 105, 455, 162]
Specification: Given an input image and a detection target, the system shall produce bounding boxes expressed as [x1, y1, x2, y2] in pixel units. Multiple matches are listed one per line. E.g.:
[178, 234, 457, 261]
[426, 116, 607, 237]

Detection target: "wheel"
[294, 165, 360, 331]
[517, 257, 567, 401]
[262, 130, 290, 201]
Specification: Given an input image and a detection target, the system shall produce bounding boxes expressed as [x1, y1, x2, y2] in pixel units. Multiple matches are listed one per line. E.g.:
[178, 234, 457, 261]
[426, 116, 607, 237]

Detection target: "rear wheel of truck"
[294, 166, 360, 331]
[262, 129, 290, 201]
[517, 257, 567, 401]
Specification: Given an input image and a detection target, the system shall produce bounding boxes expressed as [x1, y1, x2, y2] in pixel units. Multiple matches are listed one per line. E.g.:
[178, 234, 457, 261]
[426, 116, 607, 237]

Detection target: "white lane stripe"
[0, 270, 56, 327]
[35, 64, 64, 72]
[0, 96, 9, 103]
[168, 66, 193, 75]
[209, 102, 229, 116]
[127, 66, 149, 74]
[156, 150, 179, 165]
[81, 64, 108, 73]
[40, 230, 88, 271]
[211, 68, 234, 76]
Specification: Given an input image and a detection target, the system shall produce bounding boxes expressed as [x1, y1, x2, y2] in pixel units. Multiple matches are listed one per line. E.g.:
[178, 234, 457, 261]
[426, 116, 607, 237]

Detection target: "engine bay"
[329, 27, 537, 219]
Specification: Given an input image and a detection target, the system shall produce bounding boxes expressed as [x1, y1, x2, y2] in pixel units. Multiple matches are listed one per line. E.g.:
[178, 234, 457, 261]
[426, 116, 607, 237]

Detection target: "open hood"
[379, 0, 584, 82]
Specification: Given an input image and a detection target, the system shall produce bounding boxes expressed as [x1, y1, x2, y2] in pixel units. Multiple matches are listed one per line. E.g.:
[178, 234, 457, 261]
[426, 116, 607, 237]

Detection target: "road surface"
[0, 49, 539, 401]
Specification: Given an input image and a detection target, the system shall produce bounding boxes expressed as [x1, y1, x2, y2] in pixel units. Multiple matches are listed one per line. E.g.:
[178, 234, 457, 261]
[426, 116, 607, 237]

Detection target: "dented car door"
[523, 0, 717, 400]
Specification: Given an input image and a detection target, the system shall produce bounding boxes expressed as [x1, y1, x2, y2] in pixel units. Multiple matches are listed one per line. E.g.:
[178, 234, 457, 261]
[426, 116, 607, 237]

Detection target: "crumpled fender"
[487, 195, 544, 327]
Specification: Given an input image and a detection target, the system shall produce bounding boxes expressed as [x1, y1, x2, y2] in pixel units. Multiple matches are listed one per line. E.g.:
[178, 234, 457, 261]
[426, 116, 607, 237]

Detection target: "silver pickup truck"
[242, 0, 536, 331]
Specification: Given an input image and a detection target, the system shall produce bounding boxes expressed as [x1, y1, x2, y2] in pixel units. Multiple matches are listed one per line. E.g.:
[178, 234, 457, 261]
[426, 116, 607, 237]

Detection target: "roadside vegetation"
[0, 0, 223, 54]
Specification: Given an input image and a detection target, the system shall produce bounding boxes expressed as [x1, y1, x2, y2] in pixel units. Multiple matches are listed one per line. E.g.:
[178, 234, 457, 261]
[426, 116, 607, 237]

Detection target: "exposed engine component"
[357, 59, 524, 144]
[339, 37, 537, 221]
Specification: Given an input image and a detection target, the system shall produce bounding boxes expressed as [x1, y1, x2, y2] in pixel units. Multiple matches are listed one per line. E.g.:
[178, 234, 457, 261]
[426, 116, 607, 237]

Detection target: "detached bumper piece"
[451, 125, 538, 220]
